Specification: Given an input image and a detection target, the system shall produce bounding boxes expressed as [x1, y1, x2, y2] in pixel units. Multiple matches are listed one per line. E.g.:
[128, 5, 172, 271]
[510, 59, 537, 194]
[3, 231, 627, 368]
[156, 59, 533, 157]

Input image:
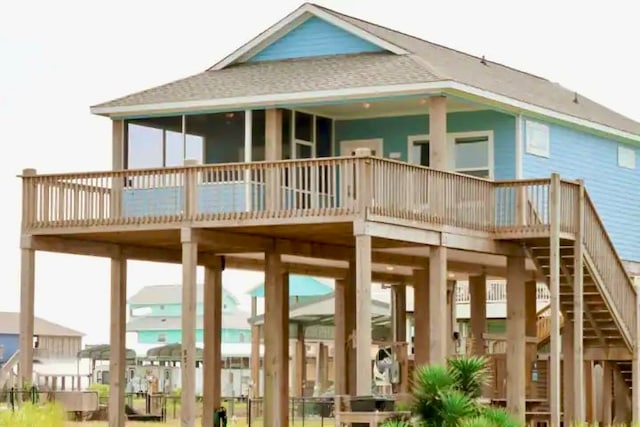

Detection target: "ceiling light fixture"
[419, 98, 428, 106]
[225, 112, 235, 119]
[362, 102, 371, 109]
[386, 265, 394, 271]
[448, 273, 456, 279]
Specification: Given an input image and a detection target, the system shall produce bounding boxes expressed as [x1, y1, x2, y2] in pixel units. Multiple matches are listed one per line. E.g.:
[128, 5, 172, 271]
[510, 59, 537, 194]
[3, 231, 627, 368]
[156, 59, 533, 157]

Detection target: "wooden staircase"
[517, 179, 637, 401]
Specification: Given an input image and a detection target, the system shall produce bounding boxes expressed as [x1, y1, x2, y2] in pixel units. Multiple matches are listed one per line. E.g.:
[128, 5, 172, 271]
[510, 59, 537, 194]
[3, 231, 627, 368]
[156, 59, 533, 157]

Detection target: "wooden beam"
[549, 173, 561, 427]
[181, 228, 198, 427]
[355, 234, 372, 395]
[19, 246, 35, 387]
[429, 246, 447, 365]
[413, 268, 429, 367]
[506, 255, 526, 424]
[573, 180, 585, 423]
[583, 346, 632, 360]
[108, 254, 126, 427]
[469, 275, 487, 355]
[202, 257, 223, 427]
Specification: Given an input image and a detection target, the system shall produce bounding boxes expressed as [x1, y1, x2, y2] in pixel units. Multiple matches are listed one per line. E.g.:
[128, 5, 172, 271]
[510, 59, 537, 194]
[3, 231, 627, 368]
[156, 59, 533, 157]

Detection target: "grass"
[67, 420, 330, 427]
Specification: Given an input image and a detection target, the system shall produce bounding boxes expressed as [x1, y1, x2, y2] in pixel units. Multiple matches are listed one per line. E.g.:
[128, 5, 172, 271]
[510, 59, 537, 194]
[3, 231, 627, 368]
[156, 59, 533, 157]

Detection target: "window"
[453, 135, 491, 178]
[157, 333, 167, 343]
[525, 120, 550, 158]
[408, 132, 493, 178]
[126, 116, 204, 169]
[618, 145, 636, 169]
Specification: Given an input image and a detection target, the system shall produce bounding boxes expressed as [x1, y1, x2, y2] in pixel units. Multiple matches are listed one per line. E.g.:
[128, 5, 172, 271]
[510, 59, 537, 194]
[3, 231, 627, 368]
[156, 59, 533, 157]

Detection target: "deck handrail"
[582, 191, 636, 345]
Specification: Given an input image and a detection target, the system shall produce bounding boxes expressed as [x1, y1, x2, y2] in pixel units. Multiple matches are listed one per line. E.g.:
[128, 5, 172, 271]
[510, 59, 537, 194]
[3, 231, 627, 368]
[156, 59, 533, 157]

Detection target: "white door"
[339, 139, 383, 208]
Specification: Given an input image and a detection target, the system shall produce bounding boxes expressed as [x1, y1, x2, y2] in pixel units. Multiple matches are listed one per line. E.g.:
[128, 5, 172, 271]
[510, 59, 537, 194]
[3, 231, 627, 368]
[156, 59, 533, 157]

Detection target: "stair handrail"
[582, 191, 637, 345]
[0, 350, 20, 388]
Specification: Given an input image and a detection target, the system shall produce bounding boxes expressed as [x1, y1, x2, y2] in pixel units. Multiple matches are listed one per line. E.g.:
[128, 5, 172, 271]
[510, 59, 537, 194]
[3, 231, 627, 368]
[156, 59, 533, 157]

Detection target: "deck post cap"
[184, 159, 200, 166]
[22, 168, 37, 176]
[354, 148, 372, 157]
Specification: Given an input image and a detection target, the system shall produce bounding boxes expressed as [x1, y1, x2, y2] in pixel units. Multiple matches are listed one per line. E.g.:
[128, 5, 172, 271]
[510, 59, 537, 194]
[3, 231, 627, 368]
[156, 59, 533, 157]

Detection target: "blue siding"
[522, 119, 640, 261]
[248, 16, 384, 62]
[335, 110, 516, 179]
[0, 334, 19, 364]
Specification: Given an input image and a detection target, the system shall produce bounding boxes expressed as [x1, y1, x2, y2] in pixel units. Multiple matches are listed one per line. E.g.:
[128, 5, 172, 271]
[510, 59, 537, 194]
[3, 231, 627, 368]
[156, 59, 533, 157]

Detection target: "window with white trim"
[618, 145, 636, 169]
[408, 132, 493, 178]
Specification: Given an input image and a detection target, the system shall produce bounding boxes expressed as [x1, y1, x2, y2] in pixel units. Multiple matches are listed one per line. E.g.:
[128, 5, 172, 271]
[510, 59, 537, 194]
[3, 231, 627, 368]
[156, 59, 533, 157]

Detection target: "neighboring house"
[127, 284, 251, 346]
[18, 2, 640, 425]
[0, 311, 84, 363]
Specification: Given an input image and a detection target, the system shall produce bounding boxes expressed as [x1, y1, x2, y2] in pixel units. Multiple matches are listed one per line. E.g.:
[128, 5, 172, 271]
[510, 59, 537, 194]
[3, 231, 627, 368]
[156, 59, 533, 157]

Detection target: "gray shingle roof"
[126, 312, 251, 331]
[91, 3, 640, 136]
[128, 284, 239, 306]
[93, 53, 438, 109]
[0, 312, 84, 337]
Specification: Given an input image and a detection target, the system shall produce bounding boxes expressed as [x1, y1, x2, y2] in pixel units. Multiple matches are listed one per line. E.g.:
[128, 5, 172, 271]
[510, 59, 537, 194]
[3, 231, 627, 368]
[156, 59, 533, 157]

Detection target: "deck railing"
[20, 156, 636, 342]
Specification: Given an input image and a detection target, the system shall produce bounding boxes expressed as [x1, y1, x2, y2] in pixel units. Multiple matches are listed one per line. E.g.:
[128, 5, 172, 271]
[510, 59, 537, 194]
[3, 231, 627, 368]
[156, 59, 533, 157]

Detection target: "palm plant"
[384, 355, 521, 427]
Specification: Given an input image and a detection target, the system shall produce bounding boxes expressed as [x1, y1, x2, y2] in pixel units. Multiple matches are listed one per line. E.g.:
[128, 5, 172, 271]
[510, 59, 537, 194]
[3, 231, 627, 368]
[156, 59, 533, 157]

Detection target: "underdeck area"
[17, 154, 640, 427]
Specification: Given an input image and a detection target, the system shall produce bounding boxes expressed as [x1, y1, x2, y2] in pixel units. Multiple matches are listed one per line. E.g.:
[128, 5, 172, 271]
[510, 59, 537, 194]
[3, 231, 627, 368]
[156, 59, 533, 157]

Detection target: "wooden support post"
[295, 324, 305, 397]
[525, 280, 537, 396]
[584, 361, 595, 423]
[633, 282, 640, 424]
[447, 280, 457, 356]
[108, 253, 126, 427]
[469, 274, 487, 356]
[549, 173, 562, 426]
[18, 244, 35, 387]
[250, 297, 260, 398]
[264, 252, 289, 427]
[506, 255, 526, 423]
[334, 279, 348, 396]
[265, 109, 282, 211]
[202, 257, 223, 427]
[602, 361, 613, 425]
[391, 285, 407, 343]
[413, 269, 429, 367]
[573, 179, 585, 423]
[428, 96, 448, 170]
[563, 321, 575, 425]
[346, 262, 357, 395]
[355, 234, 372, 395]
[429, 247, 447, 365]
[181, 228, 198, 427]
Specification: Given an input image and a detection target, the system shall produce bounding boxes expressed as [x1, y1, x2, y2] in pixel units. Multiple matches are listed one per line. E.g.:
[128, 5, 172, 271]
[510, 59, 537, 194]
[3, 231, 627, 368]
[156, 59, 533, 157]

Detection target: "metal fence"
[0, 387, 53, 411]
[247, 397, 335, 426]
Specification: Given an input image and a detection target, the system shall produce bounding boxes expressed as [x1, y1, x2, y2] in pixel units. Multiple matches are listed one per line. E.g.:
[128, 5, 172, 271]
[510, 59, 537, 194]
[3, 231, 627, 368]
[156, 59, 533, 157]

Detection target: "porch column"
[429, 247, 447, 365]
[347, 262, 357, 394]
[355, 234, 372, 395]
[334, 279, 348, 396]
[562, 321, 575, 426]
[429, 96, 448, 170]
[447, 280, 457, 356]
[181, 228, 198, 427]
[413, 269, 429, 367]
[549, 173, 562, 427]
[18, 240, 35, 387]
[250, 297, 261, 398]
[265, 109, 282, 211]
[525, 280, 537, 397]
[320, 343, 329, 391]
[263, 251, 289, 427]
[108, 252, 127, 427]
[506, 255, 526, 424]
[391, 285, 407, 343]
[633, 282, 640, 424]
[202, 257, 223, 427]
[295, 324, 305, 397]
[573, 179, 585, 422]
[469, 274, 487, 355]
[602, 361, 613, 425]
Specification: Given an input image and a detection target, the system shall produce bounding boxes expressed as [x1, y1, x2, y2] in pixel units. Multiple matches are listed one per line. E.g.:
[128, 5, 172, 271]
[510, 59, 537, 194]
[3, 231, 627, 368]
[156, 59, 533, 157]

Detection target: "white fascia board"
[92, 79, 640, 143]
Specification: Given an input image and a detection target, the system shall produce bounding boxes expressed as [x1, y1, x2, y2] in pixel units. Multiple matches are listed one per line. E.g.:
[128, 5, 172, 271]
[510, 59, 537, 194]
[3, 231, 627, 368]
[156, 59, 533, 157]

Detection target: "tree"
[384, 356, 521, 427]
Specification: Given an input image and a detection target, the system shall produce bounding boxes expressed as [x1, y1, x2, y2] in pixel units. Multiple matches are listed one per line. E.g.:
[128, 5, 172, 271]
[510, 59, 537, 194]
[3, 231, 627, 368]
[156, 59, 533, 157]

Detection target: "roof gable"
[247, 16, 385, 63]
[210, 3, 406, 71]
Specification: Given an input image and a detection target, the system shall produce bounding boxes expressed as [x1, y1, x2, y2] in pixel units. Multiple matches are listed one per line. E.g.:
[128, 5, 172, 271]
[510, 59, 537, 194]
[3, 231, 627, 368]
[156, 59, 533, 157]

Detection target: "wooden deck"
[18, 155, 640, 426]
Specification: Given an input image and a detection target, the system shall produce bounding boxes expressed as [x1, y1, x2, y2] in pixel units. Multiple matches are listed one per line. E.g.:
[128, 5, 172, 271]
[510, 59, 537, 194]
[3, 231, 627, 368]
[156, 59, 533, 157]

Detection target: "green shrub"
[0, 402, 65, 427]
[88, 383, 109, 400]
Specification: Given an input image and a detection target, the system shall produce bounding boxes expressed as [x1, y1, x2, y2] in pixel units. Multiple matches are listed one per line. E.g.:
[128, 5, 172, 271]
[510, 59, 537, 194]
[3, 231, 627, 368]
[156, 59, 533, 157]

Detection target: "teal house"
[127, 284, 251, 346]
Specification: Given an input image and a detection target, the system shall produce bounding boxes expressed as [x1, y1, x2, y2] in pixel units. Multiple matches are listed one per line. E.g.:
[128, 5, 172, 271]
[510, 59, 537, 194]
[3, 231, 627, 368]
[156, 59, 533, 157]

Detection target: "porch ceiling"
[300, 96, 482, 120]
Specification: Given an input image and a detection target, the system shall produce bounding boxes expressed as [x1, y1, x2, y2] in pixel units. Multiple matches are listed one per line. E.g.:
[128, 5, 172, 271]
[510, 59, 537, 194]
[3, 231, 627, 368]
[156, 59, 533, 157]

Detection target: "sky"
[1, 0, 639, 345]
